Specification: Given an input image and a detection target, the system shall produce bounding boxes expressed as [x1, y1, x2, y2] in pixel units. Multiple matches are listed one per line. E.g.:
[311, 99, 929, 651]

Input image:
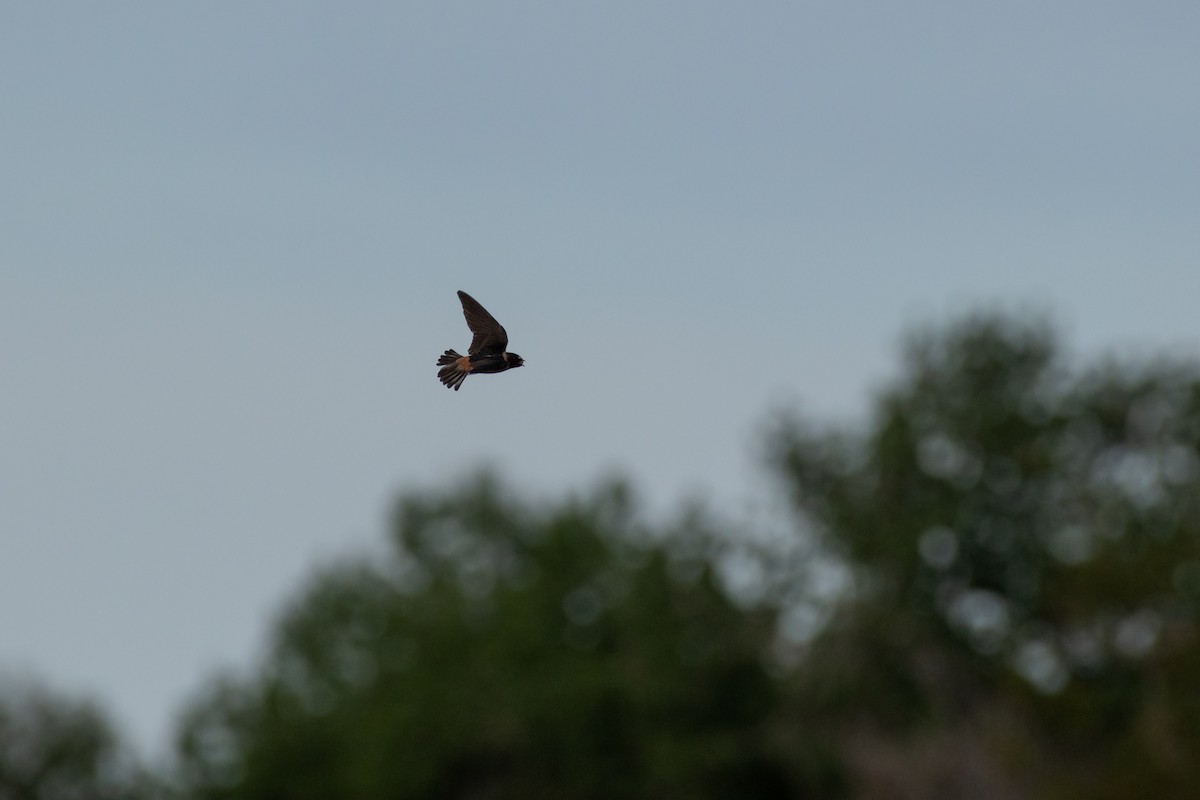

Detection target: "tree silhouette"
[0, 676, 165, 800]
[176, 477, 800, 799]
[769, 312, 1200, 798]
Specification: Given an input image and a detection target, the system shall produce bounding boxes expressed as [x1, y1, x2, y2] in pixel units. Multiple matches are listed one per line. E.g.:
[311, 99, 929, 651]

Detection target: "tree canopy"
[175, 477, 794, 799]
[767, 313, 1200, 797]
[0, 676, 163, 800]
[7, 310, 1200, 799]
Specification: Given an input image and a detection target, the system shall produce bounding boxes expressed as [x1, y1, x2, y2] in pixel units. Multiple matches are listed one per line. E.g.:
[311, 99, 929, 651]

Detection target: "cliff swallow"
[437, 290, 525, 391]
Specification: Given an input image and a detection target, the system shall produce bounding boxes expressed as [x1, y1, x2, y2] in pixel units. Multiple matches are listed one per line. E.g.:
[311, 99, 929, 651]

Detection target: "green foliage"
[176, 476, 799, 799]
[0, 677, 166, 800]
[769, 312, 1200, 797]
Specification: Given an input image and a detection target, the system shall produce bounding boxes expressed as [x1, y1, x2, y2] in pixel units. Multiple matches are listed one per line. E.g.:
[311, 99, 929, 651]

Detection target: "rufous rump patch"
[457, 355, 472, 373]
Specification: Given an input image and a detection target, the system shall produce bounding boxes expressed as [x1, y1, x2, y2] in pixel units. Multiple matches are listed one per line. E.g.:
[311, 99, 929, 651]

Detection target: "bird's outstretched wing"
[458, 290, 509, 356]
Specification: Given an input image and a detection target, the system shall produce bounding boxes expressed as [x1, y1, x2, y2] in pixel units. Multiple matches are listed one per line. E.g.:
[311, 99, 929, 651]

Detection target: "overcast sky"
[2, 2, 1198, 757]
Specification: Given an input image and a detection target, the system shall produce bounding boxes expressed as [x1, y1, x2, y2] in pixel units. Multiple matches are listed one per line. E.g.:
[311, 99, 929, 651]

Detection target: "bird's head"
[505, 352, 525, 368]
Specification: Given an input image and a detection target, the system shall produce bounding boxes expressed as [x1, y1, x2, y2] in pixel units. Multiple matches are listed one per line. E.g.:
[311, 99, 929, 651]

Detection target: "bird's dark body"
[464, 352, 515, 374]
[436, 291, 524, 391]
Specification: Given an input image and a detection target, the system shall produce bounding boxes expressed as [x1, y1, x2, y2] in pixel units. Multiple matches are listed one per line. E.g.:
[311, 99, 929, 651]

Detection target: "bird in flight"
[437, 290, 525, 391]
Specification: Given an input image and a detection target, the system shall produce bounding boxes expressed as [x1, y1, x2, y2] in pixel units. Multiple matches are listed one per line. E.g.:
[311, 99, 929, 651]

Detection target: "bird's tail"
[437, 349, 469, 391]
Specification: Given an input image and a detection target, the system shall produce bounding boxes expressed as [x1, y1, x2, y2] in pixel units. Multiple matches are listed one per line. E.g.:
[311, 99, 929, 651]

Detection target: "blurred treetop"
[768, 312, 1200, 798]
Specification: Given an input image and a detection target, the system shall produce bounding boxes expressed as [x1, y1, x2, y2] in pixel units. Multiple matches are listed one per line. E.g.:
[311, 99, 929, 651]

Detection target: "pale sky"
[2, 2, 1198, 757]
